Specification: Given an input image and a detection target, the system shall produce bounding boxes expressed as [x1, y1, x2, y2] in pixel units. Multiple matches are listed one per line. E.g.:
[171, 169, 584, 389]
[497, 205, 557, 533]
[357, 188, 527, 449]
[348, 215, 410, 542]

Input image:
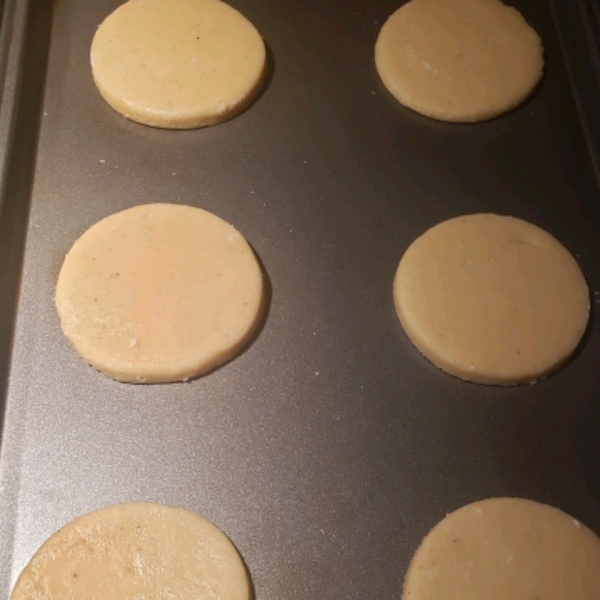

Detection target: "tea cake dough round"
[393, 214, 589, 385]
[10, 502, 250, 600]
[375, 0, 544, 122]
[91, 0, 266, 128]
[403, 497, 600, 600]
[55, 203, 264, 383]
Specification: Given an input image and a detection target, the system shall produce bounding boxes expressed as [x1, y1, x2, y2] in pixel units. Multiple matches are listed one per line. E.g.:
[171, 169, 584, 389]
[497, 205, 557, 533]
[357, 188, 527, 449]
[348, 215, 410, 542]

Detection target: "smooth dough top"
[403, 497, 600, 600]
[393, 214, 589, 385]
[55, 203, 264, 383]
[375, 0, 544, 122]
[10, 502, 250, 600]
[91, 0, 266, 128]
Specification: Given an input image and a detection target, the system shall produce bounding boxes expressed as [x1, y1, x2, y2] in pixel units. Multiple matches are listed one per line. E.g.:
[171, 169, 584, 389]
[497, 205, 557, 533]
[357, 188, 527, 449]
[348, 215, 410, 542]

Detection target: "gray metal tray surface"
[1, 0, 600, 597]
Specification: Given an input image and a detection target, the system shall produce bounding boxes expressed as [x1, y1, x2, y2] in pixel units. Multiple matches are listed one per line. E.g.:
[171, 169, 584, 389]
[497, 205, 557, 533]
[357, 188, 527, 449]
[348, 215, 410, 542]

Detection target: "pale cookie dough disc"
[91, 0, 266, 128]
[403, 497, 600, 600]
[393, 214, 589, 385]
[375, 0, 544, 122]
[10, 502, 251, 600]
[55, 203, 264, 383]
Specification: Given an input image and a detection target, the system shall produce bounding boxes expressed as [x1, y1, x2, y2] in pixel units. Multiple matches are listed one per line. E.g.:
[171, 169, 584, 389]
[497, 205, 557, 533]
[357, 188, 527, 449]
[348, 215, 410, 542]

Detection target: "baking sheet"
[1, 0, 600, 596]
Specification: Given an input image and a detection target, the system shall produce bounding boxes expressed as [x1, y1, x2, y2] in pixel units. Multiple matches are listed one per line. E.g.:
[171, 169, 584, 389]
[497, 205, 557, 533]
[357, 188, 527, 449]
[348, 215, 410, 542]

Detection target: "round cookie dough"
[10, 502, 250, 600]
[403, 497, 600, 600]
[375, 0, 544, 122]
[393, 214, 589, 385]
[55, 203, 264, 383]
[91, 0, 266, 128]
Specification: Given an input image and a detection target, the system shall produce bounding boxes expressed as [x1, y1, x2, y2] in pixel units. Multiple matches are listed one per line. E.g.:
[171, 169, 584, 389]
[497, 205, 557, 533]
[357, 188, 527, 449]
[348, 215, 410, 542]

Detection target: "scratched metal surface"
[1, 0, 600, 597]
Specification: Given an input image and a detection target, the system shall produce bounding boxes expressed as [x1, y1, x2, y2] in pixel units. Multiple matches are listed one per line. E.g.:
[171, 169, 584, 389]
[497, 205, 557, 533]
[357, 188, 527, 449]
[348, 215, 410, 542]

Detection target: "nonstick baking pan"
[1, 0, 600, 597]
